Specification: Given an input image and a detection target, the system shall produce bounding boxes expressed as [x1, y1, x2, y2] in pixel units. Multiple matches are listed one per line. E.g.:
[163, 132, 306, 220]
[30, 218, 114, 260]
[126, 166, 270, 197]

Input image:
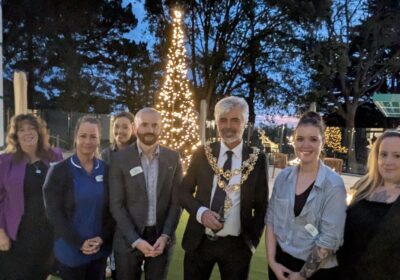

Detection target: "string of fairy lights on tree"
[155, 9, 200, 168]
[325, 127, 348, 156]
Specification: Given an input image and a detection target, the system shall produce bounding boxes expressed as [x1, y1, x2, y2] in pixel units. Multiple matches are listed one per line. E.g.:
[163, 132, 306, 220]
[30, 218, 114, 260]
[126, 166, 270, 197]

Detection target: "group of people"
[266, 111, 400, 280]
[0, 96, 399, 280]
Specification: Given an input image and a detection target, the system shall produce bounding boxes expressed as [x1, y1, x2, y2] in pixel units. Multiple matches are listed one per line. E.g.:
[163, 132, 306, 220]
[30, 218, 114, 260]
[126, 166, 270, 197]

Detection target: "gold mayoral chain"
[204, 142, 260, 212]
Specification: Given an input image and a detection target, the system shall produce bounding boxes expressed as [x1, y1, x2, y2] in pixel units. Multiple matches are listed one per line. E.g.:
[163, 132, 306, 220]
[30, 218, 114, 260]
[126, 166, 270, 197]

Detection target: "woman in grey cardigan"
[265, 111, 347, 280]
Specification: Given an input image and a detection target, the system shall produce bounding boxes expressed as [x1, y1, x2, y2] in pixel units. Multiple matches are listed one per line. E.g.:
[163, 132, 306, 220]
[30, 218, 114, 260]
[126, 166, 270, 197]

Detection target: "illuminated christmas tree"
[155, 9, 200, 168]
[325, 127, 348, 156]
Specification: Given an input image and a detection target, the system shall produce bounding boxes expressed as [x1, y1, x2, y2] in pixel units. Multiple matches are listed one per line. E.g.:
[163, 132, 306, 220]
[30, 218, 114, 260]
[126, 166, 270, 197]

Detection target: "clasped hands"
[135, 235, 169, 258]
[201, 210, 224, 232]
[80, 236, 103, 255]
[269, 260, 306, 280]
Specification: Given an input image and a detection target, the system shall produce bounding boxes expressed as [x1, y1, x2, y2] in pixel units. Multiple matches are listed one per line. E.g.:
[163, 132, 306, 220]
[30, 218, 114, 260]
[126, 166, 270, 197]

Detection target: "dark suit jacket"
[109, 143, 183, 252]
[179, 142, 268, 253]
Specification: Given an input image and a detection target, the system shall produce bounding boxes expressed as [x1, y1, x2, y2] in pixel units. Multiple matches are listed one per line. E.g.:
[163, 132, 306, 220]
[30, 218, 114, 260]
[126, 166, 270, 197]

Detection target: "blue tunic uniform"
[54, 155, 110, 267]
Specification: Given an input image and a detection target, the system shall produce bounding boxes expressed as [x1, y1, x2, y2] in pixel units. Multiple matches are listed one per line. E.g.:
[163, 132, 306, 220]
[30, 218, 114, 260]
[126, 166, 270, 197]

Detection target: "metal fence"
[2, 109, 389, 175]
[37, 109, 111, 150]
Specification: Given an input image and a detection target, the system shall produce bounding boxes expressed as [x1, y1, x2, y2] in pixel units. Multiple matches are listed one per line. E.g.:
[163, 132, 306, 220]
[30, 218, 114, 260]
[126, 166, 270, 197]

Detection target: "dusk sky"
[122, 0, 152, 44]
[120, 0, 300, 124]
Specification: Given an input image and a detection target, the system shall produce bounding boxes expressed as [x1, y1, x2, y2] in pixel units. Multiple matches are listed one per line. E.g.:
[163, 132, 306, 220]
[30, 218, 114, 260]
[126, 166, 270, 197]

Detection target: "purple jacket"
[0, 148, 63, 240]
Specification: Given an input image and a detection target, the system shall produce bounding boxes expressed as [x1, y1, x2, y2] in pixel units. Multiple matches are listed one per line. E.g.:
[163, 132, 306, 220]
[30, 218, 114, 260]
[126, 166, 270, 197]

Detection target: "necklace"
[204, 142, 260, 212]
[31, 161, 42, 174]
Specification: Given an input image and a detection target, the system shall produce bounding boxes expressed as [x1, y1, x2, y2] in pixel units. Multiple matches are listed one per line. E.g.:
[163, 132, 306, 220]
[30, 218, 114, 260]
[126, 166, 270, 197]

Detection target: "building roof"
[373, 93, 400, 118]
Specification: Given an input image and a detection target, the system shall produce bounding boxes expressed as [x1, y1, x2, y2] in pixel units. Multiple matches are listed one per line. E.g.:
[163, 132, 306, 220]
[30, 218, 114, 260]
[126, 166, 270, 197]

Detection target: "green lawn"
[168, 211, 269, 279]
[50, 210, 269, 279]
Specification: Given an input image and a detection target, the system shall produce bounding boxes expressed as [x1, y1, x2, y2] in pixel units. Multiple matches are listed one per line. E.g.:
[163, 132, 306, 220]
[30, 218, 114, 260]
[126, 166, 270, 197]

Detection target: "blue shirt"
[54, 155, 109, 267]
[265, 161, 347, 268]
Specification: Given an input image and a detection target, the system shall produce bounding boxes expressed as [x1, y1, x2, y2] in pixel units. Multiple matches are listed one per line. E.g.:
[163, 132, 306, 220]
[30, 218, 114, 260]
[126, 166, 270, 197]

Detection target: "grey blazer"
[109, 142, 183, 252]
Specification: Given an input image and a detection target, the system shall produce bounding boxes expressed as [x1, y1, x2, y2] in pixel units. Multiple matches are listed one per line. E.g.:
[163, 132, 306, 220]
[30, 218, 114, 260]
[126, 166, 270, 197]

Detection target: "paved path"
[268, 166, 362, 197]
[59, 151, 362, 195]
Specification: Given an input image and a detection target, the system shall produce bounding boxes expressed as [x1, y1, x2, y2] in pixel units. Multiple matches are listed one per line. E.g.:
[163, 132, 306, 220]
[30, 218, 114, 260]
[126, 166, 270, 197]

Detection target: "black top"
[21, 161, 50, 229]
[294, 182, 314, 217]
[338, 199, 393, 279]
[0, 161, 54, 280]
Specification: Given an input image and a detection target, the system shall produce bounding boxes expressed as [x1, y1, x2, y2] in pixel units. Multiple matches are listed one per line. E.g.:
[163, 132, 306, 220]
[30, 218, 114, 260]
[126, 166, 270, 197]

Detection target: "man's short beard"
[137, 133, 158, 146]
[219, 129, 243, 144]
[222, 136, 241, 144]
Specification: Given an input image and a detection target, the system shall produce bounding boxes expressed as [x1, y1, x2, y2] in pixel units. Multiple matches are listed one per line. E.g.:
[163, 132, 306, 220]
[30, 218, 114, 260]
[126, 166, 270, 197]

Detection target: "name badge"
[95, 175, 103, 182]
[304, 224, 319, 237]
[130, 166, 143, 177]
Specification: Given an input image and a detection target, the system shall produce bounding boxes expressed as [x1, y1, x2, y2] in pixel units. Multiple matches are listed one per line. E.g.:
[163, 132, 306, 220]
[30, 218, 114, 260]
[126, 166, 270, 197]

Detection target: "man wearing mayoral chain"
[179, 96, 268, 280]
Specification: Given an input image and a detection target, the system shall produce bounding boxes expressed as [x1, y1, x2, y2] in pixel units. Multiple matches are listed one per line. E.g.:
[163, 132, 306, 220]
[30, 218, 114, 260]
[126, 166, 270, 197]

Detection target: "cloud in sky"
[256, 115, 299, 127]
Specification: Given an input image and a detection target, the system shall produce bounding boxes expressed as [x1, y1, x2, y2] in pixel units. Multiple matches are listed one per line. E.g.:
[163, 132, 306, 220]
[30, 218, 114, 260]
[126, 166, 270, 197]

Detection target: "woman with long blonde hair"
[338, 130, 400, 280]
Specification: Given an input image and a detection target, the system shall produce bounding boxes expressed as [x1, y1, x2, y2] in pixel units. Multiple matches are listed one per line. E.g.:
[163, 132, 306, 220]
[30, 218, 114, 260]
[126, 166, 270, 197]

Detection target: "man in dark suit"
[179, 96, 268, 280]
[109, 107, 182, 280]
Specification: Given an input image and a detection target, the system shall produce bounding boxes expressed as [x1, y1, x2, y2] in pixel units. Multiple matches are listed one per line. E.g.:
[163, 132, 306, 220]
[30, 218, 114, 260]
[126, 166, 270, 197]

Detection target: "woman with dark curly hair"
[0, 114, 63, 280]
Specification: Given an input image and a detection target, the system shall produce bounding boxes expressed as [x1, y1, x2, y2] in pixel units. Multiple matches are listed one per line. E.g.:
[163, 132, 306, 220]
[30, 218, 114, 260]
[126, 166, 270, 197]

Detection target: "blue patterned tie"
[210, 150, 233, 217]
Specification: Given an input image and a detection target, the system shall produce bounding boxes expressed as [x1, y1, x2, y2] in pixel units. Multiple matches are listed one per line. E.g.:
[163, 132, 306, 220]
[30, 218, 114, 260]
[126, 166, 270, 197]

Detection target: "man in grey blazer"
[109, 107, 183, 280]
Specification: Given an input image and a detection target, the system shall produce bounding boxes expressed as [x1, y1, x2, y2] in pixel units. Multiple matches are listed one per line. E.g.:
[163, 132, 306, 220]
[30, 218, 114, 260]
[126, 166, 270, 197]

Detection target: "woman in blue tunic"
[44, 116, 114, 280]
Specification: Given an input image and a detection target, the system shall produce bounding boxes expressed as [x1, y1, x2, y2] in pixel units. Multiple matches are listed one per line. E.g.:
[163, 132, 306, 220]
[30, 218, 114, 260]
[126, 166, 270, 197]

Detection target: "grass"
[50, 211, 269, 279]
[168, 211, 268, 279]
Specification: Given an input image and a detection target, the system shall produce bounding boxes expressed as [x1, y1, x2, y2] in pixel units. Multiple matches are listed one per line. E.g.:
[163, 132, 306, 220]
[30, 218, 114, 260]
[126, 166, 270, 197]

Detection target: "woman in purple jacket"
[0, 114, 63, 280]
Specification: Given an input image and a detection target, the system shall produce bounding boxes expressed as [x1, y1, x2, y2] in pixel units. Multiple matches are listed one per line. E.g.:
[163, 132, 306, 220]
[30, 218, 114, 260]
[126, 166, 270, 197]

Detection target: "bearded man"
[109, 107, 182, 280]
[179, 96, 268, 280]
